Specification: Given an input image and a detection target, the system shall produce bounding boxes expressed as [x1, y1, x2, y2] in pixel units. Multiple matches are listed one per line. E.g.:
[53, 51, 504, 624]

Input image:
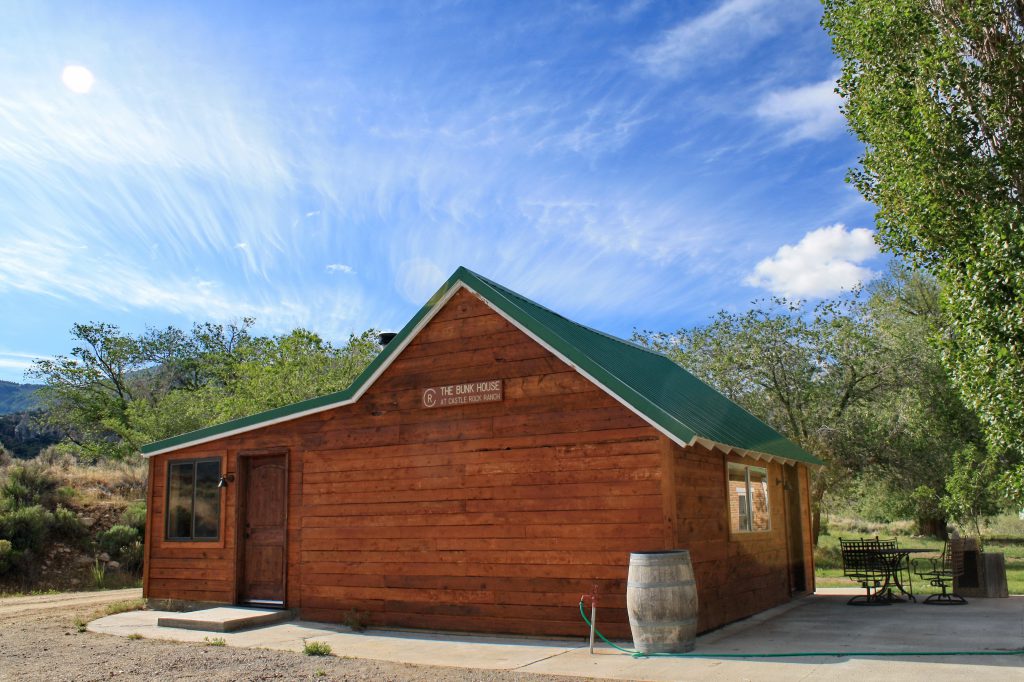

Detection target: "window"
[166, 458, 222, 541]
[729, 463, 770, 532]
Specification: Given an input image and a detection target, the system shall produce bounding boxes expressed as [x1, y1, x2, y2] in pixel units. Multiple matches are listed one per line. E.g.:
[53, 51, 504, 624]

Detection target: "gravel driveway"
[0, 590, 579, 681]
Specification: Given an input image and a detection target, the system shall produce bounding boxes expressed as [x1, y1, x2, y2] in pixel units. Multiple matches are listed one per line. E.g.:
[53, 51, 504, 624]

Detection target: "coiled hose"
[578, 599, 1024, 659]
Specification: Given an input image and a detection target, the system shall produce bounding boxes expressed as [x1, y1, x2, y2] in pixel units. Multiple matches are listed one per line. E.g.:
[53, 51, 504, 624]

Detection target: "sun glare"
[61, 65, 95, 94]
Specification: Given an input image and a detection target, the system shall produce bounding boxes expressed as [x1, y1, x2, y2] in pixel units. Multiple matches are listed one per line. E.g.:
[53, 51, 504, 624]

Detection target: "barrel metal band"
[627, 580, 696, 589]
[632, 617, 698, 627]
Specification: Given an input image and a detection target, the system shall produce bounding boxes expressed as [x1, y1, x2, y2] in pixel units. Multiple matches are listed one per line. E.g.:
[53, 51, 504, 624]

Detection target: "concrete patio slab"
[89, 593, 1024, 681]
[155, 606, 290, 632]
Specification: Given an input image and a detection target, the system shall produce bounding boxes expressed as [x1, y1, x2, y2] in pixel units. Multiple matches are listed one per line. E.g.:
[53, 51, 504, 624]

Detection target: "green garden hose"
[578, 600, 1024, 659]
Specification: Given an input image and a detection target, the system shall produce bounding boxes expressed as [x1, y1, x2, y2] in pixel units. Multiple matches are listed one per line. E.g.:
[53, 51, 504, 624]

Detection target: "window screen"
[166, 458, 221, 541]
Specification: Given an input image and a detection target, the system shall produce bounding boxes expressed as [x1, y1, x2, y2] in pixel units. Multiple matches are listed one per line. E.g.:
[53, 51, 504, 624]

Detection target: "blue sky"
[0, 0, 881, 383]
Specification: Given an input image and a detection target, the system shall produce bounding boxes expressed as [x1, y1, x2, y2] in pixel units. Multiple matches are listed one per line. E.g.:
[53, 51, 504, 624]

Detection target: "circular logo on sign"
[422, 388, 437, 408]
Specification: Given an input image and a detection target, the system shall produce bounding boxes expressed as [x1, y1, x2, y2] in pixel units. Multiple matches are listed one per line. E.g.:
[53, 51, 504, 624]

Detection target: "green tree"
[636, 268, 1005, 541]
[822, 0, 1024, 471]
[849, 267, 991, 535]
[635, 293, 892, 542]
[28, 323, 152, 460]
[29, 321, 381, 459]
[942, 443, 1003, 542]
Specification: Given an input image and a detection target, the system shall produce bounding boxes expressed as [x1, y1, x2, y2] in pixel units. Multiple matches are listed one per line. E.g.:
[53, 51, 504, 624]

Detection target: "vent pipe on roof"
[378, 332, 398, 347]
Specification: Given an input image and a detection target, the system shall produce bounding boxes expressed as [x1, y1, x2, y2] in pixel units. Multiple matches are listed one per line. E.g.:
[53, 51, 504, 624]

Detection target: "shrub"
[0, 538, 12, 574]
[119, 540, 144, 574]
[0, 505, 53, 552]
[119, 500, 147, 535]
[57, 486, 77, 504]
[35, 443, 81, 469]
[303, 641, 332, 656]
[342, 609, 367, 632]
[51, 505, 87, 543]
[97, 524, 140, 558]
[0, 464, 59, 511]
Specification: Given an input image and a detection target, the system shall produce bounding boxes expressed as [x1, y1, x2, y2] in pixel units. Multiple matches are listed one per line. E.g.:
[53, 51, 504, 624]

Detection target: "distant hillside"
[0, 380, 41, 414]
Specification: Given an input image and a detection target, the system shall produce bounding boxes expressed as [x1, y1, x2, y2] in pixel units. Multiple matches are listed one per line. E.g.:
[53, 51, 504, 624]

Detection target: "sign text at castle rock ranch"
[422, 380, 503, 408]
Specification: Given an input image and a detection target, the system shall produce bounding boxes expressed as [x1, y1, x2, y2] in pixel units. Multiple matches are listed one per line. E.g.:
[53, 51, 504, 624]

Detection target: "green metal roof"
[142, 267, 821, 465]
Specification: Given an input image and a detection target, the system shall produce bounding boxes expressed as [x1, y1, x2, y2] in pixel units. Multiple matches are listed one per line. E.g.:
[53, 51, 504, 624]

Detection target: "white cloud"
[756, 78, 844, 142]
[326, 263, 354, 274]
[635, 0, 780, 78]
[745, 224, 879, 298]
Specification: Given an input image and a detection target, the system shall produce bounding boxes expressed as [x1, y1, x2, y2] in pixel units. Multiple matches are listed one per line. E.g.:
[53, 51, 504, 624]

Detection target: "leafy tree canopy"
[28, 320, 381, 460]
[635, 267, 1003, 541]
[822, 0, 1024, 466]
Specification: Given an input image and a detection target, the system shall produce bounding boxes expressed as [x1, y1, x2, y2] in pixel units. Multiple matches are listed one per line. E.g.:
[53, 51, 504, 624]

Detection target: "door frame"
[781, 463, 807, 594]
[234, 447, 289, 607]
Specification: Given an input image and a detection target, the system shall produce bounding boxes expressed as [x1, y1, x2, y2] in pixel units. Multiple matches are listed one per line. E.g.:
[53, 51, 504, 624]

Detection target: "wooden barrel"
[626, 550, 698, 653]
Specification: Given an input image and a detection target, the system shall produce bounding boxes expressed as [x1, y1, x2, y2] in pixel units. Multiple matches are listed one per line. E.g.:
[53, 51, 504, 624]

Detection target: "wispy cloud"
[635, 0, 785, 78]
[756, 78, 845, 143]
[745, 224, 880, 298]
[0, 351, 46, 374]
[326, 263, 354, 274]
[0, 1, 868, 365]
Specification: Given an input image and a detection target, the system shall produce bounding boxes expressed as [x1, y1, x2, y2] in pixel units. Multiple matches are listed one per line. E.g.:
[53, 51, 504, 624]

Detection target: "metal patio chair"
[840, 537, 889, 605]
[875, 536, 914, 600]
[912, 538, 968, 605]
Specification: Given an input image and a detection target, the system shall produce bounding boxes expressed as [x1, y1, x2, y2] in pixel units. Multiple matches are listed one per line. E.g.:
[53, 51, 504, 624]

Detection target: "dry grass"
[0, 455, 147, 508]
[48, 460, 147, 507]
[103, 597, 146, 616]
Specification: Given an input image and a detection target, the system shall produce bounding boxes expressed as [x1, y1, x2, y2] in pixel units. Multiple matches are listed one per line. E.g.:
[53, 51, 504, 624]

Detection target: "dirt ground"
[0, 590, 580, 682]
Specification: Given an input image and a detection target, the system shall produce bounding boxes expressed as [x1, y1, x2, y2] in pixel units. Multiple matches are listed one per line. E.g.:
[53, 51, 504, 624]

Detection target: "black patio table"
[872, 547, 932, 602]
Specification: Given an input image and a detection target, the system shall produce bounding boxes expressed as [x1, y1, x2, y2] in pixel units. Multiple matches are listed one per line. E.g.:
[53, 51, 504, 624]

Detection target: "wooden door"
[239, 454, 287, 605]
[783, 465, 807, 593]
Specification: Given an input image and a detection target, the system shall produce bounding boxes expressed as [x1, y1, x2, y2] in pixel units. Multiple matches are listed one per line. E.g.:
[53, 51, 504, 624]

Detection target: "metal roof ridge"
[459, 267, 671, 360]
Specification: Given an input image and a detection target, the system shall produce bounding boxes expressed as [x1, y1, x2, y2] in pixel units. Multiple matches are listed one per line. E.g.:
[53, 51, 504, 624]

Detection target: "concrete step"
[157, 607, 291, 632]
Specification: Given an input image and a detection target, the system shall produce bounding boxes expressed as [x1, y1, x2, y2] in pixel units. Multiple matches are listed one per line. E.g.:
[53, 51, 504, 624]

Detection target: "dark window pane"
[167, 463, 194, 539]
[194, 460, 221, 539]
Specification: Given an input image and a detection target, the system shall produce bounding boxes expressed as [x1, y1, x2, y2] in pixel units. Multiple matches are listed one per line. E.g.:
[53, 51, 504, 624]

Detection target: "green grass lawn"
[815, 517, 1024, 595]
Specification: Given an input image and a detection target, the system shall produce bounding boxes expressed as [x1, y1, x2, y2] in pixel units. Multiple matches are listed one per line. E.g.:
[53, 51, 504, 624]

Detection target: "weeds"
[91, 558, 106, 588]
[127, 633, 143, 640]
[104, 598, 145, 615]
[204, 636, 226, 647]
[342, 609, 367, 632]
[73, 616, 87, 633]
[303, 641, 332, 656]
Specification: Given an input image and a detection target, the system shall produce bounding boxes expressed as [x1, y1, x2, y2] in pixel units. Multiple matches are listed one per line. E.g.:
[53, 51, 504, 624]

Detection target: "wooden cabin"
[140, 267, 819, 637]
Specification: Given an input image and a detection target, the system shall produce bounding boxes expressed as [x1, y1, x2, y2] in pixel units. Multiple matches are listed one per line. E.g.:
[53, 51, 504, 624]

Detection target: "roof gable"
[141, 267, 821, 465]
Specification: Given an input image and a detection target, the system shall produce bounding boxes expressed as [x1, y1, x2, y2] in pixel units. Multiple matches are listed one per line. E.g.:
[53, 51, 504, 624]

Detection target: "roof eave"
[689, 436, 823, 467]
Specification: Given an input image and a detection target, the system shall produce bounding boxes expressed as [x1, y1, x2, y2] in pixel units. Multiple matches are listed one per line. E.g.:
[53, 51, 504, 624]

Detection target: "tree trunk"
[812, 506, 822, 547]
[916, 515, 948, 539]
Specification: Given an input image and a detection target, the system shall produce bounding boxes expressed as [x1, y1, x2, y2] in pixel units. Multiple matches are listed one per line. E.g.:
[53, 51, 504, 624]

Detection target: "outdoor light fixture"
[218, 473, 235, 489]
